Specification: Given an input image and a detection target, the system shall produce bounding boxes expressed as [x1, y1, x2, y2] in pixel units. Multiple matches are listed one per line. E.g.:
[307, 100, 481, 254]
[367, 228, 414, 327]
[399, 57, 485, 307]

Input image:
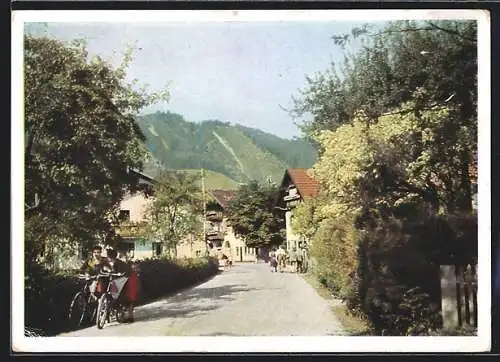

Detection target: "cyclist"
[106, 248, 139, 323]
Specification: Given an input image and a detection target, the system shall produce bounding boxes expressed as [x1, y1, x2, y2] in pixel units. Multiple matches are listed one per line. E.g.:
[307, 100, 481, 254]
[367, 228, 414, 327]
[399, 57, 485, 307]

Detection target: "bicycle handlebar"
[98, 272, 126, 278]
[77, 272, 125, 279]
[76, 274, 95, 280]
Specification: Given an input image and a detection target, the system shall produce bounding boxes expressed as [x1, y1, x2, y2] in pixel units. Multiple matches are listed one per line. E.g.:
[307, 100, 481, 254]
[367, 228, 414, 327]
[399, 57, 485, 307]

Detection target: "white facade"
[285, 210, 300, 251]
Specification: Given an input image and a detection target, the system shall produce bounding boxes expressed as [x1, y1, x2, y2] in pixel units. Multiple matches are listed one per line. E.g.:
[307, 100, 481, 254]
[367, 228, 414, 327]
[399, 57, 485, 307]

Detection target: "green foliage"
[225, 180, 285, 248]
[24, 34, 169, 263]
[428, 325, 477, 336]
[184, 169, 241, 190]
[291, 20, 477, 139]
[309, 216, 358, 300]
[312, 102, 474, 216]
[139, 170, 203, 257]
[136, 111, 317, 185]
[234, 124, 317, 169]
[288, 19, 478, 335]
[290, 197, 322, 241]
[137, 256, 218, 302]
[352, 208, 479, 336]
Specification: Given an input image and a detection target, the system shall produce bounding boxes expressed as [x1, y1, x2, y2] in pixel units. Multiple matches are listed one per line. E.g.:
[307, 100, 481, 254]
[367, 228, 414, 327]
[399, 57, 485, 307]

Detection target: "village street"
[58, 263, 346, 336]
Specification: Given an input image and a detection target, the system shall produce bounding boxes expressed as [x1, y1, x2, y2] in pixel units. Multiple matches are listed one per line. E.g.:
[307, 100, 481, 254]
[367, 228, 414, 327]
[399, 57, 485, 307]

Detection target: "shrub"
[309, 217, 358, 300]
[352, 208, 477, 336]
[429, 325, 477, 336]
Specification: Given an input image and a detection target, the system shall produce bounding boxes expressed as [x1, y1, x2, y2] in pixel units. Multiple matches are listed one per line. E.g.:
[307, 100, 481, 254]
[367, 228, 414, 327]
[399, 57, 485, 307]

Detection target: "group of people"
[268, 245, 307, 273]
[80, 245, 140, 323]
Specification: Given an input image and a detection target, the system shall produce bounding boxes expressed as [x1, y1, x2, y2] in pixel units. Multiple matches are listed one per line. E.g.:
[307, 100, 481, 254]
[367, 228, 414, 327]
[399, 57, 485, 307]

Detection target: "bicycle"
[68, 274, 106, 328]
[95, 271, 129, 329]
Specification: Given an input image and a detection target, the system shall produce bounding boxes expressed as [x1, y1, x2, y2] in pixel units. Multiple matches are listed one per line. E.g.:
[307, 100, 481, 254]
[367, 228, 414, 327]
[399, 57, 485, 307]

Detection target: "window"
[225, 241, 230, 248]
[236, 248, 239, 256]
[119, 209, 130, 222]
[135, 241, 151, 252]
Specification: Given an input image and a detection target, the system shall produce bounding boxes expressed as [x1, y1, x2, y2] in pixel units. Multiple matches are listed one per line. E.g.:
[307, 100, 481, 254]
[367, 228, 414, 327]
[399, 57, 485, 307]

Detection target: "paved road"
[58, 263, 345, 336]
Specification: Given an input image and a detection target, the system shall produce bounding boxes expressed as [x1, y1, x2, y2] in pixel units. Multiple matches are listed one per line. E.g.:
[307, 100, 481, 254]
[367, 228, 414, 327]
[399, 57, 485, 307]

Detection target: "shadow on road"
[199, 332, 246, 336]
[178, 284, 253, 300]
[134, 284, 254, 323]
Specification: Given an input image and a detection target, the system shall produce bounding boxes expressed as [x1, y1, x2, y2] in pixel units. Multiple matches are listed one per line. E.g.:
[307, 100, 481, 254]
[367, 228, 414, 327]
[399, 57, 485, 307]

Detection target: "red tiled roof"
[287, 168, 320, 198]
[209, 189, 238, 209]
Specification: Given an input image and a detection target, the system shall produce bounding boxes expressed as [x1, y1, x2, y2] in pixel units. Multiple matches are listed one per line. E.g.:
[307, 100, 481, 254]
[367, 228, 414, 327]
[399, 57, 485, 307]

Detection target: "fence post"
[440, 265, 459, 329]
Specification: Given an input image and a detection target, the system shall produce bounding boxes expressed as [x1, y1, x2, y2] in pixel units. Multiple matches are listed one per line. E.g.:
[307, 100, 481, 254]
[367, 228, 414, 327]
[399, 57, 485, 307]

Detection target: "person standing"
[275, 245, 286, 273]
[80, 245, 109, 275]
[269, 248, 278, 272]
[289, 247, 298, 273]
[106, 248, 138, 323]
[296, 247, 303, 273]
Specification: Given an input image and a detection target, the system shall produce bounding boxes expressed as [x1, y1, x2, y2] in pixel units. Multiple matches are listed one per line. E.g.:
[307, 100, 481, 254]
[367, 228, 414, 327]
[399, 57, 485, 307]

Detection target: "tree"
[225, 180, 285, 248]
[24, 35, 169, 263]
[291, 20, 476, 134]
[290, 20, 477, 213]
[287, 19, 478, 334]
[311, 101, 474, 216]
[139, 170, 203, 258]
[290, 197, 318, 242]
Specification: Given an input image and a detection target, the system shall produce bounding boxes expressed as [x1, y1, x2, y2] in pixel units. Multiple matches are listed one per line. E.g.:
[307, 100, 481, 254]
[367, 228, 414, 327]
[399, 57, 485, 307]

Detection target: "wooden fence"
[455, 263, 478, 328]
[441, 263, 477, 329]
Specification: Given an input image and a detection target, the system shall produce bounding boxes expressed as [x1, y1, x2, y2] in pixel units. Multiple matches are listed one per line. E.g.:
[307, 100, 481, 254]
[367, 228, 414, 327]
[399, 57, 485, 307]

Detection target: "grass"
[182, 168, 241, 190]
[301, 273, 373, 336]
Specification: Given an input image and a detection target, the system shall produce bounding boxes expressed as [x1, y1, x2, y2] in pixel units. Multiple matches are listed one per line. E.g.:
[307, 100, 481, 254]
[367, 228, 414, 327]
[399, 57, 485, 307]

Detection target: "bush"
[137, 256, 218, 303]
[309, 217, 358, 301]
[25, 264, 85, 336]
[429, 325, 477, 336]
[351, 208, 477, 336]
[25, 256, 219, 336]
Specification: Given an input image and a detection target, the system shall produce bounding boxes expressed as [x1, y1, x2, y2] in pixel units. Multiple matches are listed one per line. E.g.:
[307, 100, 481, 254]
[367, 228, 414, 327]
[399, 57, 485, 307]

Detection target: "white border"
[11, 9, 491, 353]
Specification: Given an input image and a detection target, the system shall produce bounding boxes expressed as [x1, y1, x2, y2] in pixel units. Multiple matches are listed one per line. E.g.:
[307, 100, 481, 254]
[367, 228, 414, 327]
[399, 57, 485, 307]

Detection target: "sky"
[25, 20, 374, 139]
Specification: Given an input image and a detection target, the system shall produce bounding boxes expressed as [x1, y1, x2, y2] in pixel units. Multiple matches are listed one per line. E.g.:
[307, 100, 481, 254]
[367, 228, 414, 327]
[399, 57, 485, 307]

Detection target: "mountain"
[136, 111, 317, 186]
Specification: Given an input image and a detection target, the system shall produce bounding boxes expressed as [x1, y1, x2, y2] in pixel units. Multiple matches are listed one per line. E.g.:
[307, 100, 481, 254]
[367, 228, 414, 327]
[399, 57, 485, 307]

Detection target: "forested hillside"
[136, 111, 317, 186]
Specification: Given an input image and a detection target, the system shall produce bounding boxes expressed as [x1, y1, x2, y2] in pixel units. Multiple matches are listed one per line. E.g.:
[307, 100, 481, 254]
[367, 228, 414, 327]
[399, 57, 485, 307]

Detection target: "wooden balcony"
[115, 222, 147, 238]
[206, 231, 224, 241]
[206, 211, 223, 221]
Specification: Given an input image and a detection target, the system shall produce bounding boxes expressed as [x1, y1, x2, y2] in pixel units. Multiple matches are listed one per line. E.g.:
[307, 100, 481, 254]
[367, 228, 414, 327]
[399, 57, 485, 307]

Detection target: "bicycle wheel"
[96, 294, 111, 329]
[85, 294, 98, 325]
[68, 292, 87, 327]
[115, 306, 125, 323]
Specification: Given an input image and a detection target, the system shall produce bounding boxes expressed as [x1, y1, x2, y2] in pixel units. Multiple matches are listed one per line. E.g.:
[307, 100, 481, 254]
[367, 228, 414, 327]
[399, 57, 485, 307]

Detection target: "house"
[114, 168, 161, 260]
[36, 168, 158, 270]
[204, 189, 259, 263]
[275, 168, 320, 251]
[115, 173, 255, 261]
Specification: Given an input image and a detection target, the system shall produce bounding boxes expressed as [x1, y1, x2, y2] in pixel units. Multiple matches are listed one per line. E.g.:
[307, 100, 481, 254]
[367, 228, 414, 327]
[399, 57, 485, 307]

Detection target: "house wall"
[119, 192, 152, 223]
[117, 191, 258, 262]
[223, 223, 257, 262]
[201, 217, 257, 262]
[176, 235, 207, 259]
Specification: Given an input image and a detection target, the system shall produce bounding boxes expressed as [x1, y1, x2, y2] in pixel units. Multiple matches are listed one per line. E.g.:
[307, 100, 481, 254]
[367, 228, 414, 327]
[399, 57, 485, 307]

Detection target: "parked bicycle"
[95, 271, 129, 329]
[68, 274, 107, 328]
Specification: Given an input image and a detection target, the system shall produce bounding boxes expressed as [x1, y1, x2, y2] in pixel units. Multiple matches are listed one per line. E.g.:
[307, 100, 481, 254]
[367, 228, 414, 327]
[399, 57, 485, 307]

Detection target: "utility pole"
[201, 167, 208, 256]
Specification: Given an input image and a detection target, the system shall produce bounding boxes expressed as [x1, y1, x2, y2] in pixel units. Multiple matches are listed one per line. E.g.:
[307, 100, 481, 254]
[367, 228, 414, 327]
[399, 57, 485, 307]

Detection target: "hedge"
[24, 256, 219, 336]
